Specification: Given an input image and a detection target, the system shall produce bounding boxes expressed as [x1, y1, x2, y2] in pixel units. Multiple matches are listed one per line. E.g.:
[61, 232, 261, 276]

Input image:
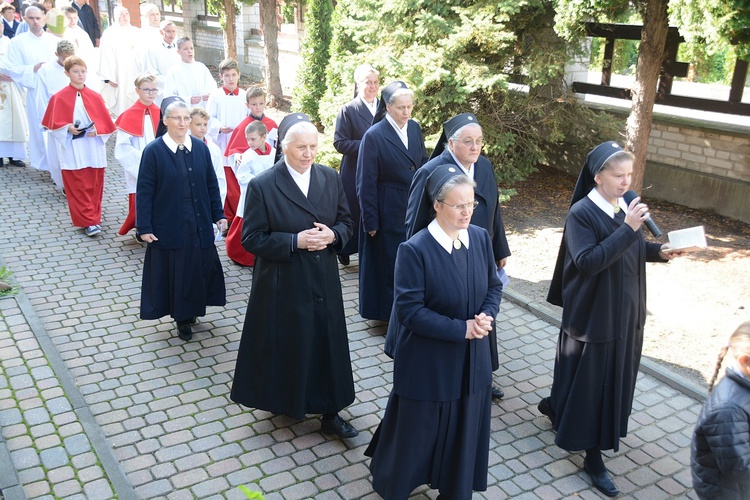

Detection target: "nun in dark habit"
[230, 114, 358, 439]
[538, 142, 681, 497]
[333, 63, 380, 266]
[406, 112, 511, 401]
[366, 165, 503, 500]
[355, 80, 428, 322]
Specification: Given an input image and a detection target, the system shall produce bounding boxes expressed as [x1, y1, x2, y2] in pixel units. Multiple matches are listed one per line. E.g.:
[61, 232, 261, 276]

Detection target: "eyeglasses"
[440, 200, 479, 212]
[459, 139, 483, 148]
[138, 88, 159, 94]
[166, 116, 191, 123]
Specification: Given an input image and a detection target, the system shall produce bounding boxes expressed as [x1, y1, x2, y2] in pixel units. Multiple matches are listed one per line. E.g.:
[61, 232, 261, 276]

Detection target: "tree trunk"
[626, 0, 669, 193]
[224, 0, 237, 59]
[259, 0, 285, 107]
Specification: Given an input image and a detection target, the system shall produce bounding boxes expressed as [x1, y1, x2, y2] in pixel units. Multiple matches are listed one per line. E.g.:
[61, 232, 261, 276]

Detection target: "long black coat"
[230, 160, 355, 420]
[406, 150, 511, 261]
[692, 367, 750, 499]
[333, 96, 375, 256]
[356, 118, 427, 321]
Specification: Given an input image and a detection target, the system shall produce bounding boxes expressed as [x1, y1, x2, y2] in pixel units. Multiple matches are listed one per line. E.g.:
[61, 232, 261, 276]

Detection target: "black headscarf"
[372, 80, 408, 125]
[155, 95, 186, 138]
[547, 140, 625, 306]
[410, 163, 464, 236]
[429, 113, 480, 161]
[273, 113, 312, 164]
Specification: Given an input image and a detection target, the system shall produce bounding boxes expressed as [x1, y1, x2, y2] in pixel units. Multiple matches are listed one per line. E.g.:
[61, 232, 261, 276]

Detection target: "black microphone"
[623, 190, 662, 237]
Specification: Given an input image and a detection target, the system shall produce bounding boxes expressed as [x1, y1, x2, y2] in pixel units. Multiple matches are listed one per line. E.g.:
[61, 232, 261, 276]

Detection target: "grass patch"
[0, 266, 19, 298]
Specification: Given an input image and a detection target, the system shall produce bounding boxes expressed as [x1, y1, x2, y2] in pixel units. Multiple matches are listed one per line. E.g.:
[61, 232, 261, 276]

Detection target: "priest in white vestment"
[144, 20, 179, 105]
[0, 29, 28, 166]
[98, 5, 140, 116]
[1, 6, 57, 171]
[36, 39, 75, 187]
[162, 37, 216, 110]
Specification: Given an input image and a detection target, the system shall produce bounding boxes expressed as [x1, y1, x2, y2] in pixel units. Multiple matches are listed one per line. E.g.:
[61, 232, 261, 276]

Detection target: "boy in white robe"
[114, 72, 160, 237]
[162, 36, 215, 110]
[205, 57, 247, 167]
[37, 39, 75, 188]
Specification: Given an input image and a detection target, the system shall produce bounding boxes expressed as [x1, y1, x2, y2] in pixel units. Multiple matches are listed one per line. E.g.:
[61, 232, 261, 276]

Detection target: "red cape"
[115, 100, 160, 137]
[42, 85, 116, 135]
[224, 114, 278, 157]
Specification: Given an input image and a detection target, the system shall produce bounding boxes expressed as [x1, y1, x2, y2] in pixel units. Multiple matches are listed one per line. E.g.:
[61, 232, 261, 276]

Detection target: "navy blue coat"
[3, 18, 19, 38]
[136, 136, 225, 249]
[390, 225, 503, 401]
[692, 367, 750, 499]
[356, 118, 427, 321]
[407, 150, 511, 262]
[333, 96, 375, 256]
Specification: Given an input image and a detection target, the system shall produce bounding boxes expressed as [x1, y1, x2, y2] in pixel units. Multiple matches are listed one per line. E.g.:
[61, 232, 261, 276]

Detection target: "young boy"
[222, 86, 278, 227]
[206, 58, 247, 162]
[41, 56, 116, 237]
[189, 107, 227, 208]
[163, 37, 216, 109]
[114, 72, 161, 238]
[224, 120, 275, 266]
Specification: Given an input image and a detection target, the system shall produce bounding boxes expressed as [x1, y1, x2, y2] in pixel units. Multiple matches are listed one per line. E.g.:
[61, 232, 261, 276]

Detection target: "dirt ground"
[500, 165, 750, 388]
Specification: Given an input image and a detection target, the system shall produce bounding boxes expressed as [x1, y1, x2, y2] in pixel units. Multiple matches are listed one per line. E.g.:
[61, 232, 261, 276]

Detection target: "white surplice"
[47, 92, 110, 171]
[1, 30, 58, 169]
[36, 61, 70, 187]
[144, 40, 180, 105]
[234, 146, 275, 218]
[0, 35, 28, 160]
[114, 114, 155, 194]
[205, 136, 227, 206]
[205, 87, 248, 166]
[162, 60, 216, 109]
[98, 23, 141, 116]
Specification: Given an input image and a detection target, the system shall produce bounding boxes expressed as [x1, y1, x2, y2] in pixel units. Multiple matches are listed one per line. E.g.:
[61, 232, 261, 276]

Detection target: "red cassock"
[114, 101, 161, 235]
[42, 85, 116, 228]
[223, 116, 277, 226]
[224, 144, 274, 267]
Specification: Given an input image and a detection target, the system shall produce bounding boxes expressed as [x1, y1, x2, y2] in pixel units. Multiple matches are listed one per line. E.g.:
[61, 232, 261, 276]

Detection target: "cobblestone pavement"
[0, 158, 703, 499]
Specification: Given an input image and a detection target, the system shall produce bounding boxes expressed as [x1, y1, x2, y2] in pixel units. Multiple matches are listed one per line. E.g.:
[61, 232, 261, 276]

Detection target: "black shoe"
[177, 323, 192, 341]
[584, 462, 619, 497]
[337, 254, 350, 266]
[491, 386, 504, 400]
[8, 159, 25, 167]
[188, 317, 198, 326]
[537, 397, 555, 421]
[320, 414, 358, 439]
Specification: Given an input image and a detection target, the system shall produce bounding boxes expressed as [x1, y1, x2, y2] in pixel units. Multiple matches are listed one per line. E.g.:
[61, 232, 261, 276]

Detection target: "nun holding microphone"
[366, 165, 503, 500]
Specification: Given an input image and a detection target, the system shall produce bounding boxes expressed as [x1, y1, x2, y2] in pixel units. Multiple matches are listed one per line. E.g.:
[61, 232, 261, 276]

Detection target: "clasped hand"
[465, 312, 492, 340]
[297, 222, 335, 252]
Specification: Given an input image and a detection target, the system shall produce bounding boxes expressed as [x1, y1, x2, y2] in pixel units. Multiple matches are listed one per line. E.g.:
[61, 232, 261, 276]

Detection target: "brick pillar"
[120, 0, 141, 27]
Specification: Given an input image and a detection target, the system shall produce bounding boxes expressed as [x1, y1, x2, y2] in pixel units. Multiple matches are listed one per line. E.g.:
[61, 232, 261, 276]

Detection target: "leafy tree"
[319, 0, 622, 184]
[294, 0, 334, 123]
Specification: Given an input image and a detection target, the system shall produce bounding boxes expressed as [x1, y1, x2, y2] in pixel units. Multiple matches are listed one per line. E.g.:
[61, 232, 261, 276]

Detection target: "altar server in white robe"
[144, 20, 179, 105]
[205, 57, 247, 167]
[162, 36, 215, 109]
[114, 72, 160, 237]
[36, 39, 75, 188]
[62, 6, 100, 91]
[0, 25, 28, 167]
[98, 5, 140, 116]
[1, 5, 57, 171]
[42, 56, 116, 237]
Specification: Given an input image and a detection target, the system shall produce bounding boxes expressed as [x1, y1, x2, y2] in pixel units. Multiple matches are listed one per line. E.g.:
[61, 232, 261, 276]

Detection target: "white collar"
[385, 113, 408, 135]
[360, 95, 377, 115]
[427, 219, 470, 253]
[588, 187, 627, 218]
[448, 149, 474, 179]
[162, 133, 192, 153]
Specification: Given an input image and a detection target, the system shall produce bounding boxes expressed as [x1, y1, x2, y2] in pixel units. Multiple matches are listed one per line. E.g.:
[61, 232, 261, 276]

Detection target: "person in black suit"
[70, 0, 99, 46]
[356, 80, 427, 322]
[333, 63, 379, 266]
[1, 4, 20, 38]
[406, 112, 511, 400]
[230, 115, 358, 439]
[366, 165, 503, 499]
[136, 100, 226, 341]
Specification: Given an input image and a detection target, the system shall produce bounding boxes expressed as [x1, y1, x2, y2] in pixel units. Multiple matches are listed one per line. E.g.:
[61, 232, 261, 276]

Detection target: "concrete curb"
[0, 256, 138, 500]
[502, 287, 708, 403]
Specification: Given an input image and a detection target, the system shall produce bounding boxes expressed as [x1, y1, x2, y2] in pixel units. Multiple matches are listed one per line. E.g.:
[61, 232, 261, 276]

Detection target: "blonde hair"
[189, 107, 210, 121]
[134, 71, 157, 88]
[708, 320, 750, 392]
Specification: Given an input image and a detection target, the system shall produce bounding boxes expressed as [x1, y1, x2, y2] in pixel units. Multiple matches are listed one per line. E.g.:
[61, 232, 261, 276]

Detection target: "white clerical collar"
[162, 133, 193, 153]
[447, 149, 474, 180]
[385, 113, 408, 148]
[163, 41, 174, 49]
[284, 160, 312, 197]
[588, 187, 627, 218]
[360, 95, 377, 116]
[428, 219, 470, 253]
